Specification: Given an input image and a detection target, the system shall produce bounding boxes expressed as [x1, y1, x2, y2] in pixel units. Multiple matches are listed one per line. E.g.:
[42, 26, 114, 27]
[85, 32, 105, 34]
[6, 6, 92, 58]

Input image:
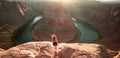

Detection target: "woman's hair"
[51, 34, 58, 42]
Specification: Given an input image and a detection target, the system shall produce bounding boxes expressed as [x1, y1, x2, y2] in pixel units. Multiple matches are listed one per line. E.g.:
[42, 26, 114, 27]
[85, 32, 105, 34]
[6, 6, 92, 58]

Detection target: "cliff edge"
[0, 41, 112, 58]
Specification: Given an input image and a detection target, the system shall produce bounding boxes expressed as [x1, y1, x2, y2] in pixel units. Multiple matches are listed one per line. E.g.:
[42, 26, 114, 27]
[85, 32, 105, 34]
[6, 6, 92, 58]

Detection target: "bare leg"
[54, 46, 58, 53]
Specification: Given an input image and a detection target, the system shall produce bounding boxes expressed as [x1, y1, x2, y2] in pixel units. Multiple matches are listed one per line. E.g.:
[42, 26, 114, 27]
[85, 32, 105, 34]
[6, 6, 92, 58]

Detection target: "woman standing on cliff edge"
[51, 34, 58, 52]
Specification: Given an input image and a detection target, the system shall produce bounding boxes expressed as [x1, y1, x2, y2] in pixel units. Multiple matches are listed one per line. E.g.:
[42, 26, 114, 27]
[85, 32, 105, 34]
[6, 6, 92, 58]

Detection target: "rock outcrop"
[0, 48, 4, 54]
[0, 41, 112, 58]
[114, 51, 120, 58]
[31, 2, 75, 42]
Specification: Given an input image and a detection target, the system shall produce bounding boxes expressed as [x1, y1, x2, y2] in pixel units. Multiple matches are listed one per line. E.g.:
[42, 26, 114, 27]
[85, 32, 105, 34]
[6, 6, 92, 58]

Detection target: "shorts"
[53, 42, 58, 46]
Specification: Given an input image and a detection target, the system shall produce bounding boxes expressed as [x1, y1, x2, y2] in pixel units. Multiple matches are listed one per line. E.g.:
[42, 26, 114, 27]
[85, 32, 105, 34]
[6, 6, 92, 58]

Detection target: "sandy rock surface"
[0, 48, 5, 54]
[0, 41, 112, 58]
[114, 51, 120, 58]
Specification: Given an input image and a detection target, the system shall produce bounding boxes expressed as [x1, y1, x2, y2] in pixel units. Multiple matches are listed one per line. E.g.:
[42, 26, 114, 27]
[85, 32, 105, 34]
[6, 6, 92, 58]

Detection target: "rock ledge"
[0, 41, 112, 58]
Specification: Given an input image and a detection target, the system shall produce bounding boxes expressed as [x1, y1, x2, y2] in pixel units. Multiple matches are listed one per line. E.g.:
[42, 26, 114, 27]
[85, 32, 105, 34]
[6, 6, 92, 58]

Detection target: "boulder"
[0, 41, 112, 58]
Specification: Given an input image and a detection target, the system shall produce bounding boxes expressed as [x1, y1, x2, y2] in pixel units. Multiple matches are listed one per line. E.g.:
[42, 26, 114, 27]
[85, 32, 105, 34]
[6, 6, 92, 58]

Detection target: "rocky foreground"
[0, 41, 112, 58]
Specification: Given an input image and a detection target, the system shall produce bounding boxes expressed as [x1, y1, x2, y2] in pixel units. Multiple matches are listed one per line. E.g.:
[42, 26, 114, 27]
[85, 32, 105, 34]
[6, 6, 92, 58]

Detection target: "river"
[72, 17, 99, 43]
[12, 16, 43, 45]
[13, 16, 99, 45]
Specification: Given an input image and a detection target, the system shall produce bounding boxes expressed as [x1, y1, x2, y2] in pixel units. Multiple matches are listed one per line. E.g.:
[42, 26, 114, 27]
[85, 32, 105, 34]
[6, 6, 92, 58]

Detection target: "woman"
[51, 34, 58, 51]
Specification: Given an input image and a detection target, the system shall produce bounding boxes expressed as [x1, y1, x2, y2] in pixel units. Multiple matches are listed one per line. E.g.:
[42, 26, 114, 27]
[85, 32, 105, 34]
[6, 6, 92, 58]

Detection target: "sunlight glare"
[51, 0, 72, 3]
[61, 0, 71, 3]
[51, 0, 59, 2]
[95, 0, 120, 2]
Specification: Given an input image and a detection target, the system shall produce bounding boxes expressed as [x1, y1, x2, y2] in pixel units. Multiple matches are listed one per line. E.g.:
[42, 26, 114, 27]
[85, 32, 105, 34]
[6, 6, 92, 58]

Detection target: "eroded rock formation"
[0, 0, 120, 52]
[0, 48, 4, 54]
[114, 51, 120, 58]
[31, 2, 75, 42]
[0, 41, 112, 58]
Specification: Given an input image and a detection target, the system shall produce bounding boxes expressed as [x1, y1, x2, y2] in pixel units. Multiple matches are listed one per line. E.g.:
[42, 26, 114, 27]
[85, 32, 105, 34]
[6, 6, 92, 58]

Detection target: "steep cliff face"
[31, 2, 75, 42]
[0, 1, 36, 49]
[71, 2, 120, 50]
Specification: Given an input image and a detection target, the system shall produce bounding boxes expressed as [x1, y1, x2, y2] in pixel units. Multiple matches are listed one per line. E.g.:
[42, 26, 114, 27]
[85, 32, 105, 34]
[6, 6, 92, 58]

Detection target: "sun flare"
[51, 0, 72, 3]
[61, 0, 71, 3]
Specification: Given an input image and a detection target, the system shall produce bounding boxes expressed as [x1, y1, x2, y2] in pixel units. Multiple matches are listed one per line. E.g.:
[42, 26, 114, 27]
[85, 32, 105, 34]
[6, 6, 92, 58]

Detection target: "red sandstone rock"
[0, 48, 4, 54]
[0, 1, 36, 49]
[0, 41, 112, 58]
[72, 2, 120, 50]
[31, 2, 75, 42]
[114, 51, 120, 58]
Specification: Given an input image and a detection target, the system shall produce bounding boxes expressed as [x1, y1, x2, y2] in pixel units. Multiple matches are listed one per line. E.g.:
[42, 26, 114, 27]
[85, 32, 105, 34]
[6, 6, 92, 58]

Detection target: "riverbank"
[12, 16, 43, 45]
[72, 17, 100, 43]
